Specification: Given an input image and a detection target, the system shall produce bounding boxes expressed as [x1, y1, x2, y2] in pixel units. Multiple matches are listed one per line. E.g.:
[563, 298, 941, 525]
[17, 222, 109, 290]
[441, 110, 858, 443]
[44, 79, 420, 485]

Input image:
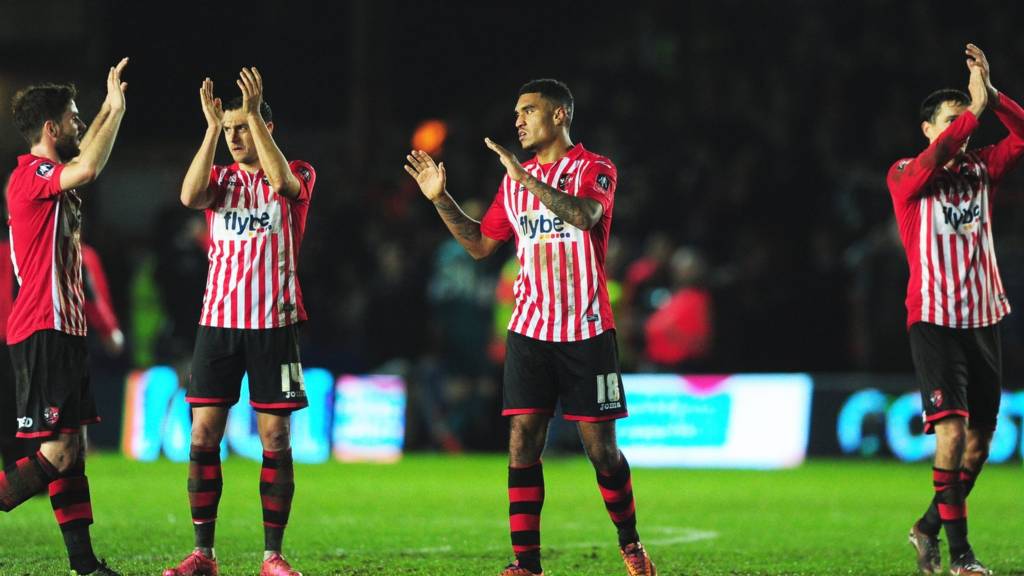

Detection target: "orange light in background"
[412, 119, 448, 156]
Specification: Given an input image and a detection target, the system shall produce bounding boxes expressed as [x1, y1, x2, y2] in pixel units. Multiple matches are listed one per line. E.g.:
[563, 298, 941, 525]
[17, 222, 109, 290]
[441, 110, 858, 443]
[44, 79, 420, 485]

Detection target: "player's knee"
[509, 421, 546, 461]
[509, 434, 544, 465]
[191, 424, 224, 447]
[584, 442, 620, 471]
[40, 439, 79, 474]
[964, 443, 990, 469]
[259, 427, 290, 451]
[509, 437, 543, 463]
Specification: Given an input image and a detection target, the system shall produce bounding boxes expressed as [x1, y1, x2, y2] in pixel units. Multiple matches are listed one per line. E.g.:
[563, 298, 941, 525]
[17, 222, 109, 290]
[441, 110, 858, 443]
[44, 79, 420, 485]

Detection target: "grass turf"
[0, 454, 1020, 575]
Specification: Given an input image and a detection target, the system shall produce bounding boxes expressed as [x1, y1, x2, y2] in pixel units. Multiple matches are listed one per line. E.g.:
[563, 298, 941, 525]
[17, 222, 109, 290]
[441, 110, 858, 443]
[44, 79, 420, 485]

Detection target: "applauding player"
[0, 58, 129, 576]
[164, 69, 315, 576]
[406, 79, 656, 576]
[887, 44, 1024, 576]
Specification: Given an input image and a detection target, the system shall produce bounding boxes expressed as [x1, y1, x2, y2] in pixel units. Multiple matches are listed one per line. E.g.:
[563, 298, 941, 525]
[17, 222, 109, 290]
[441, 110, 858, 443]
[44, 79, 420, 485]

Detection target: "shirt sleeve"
[289, 160, 316, 204]
[207, 166, 227, 207]
[22, 161, 66, 200]
[480, 185, 513, 242]
[578, 158, 617, 214]
[887, 111, 979, 204]
[974, 92, 1024, 185]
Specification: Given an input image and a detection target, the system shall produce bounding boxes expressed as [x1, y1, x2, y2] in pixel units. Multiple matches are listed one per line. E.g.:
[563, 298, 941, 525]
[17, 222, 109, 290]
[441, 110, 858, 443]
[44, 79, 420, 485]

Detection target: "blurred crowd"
[5, 1, 1024, 450]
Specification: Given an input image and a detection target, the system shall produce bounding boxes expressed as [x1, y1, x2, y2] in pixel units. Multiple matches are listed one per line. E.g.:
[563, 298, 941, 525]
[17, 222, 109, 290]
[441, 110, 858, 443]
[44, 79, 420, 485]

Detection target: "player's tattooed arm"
[181, 78, 223, 209]
[484, 138, 603, 230]
[237, 67, 301, 199]
[404, 150, 502, 260]
[518, 171, 603, 230]
[435, 194, 482, 242]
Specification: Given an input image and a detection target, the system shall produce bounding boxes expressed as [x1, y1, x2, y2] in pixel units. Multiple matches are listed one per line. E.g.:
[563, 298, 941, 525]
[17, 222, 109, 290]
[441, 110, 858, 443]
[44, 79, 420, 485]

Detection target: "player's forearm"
[180, 126, 220, 209]
[433, 192, 489, 259]
[248, 112, 300, 198]
[78, 102, 111, 152]
[921, 113, 979, 170]
[521, 172, 602, 230]
[64, 107, 125, 186]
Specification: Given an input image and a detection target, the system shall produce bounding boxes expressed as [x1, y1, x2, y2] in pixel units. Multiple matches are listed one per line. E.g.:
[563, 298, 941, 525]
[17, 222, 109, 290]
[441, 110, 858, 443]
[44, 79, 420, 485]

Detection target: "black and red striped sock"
[934, 467, 970, 558]
[49, 459, 98, 574]
[188, 444, 222, 549]
[260, 449, 295, 552]
[597, 453, 640, 547]
[0, 450, 58, 512]
[508, 461, 544, 574]
[918, 466, 981, 537]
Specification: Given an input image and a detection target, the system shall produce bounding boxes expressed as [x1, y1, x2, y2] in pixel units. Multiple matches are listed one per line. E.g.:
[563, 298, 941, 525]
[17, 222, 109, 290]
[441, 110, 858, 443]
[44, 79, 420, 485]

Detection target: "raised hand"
[966, 43, 997, 99]
[200, 77, 223, 129]
[105, 57, 129, 112]
[484, 137, 527, 182]
[237, 67, 264, 118]
[404, 150, 447, 202]
[967, 47, 989, 117]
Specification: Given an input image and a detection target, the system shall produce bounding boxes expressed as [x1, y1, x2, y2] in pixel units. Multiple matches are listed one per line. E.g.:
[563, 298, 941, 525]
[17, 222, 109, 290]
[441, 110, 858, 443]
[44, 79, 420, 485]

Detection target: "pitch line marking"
[387, 527, 718, 556]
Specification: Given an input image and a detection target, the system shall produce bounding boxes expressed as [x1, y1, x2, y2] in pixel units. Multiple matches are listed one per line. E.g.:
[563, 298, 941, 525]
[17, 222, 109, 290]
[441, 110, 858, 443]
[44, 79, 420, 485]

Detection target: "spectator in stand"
[643, 247, 713, 371]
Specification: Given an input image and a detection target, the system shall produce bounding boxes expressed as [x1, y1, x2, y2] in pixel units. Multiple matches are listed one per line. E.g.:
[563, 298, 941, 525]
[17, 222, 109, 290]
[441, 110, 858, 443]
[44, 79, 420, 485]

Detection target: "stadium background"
[1, 1, 1023, 574]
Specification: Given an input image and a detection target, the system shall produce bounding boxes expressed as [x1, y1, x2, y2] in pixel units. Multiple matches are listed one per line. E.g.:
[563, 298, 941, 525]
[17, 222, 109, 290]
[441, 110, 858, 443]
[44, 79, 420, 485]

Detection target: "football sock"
[49, 458, 98, 574]
[597, 452, 640, 547]
[0, 450, 58, 512]
[188, 444, 222, 549]
[508, 461, 544, 574]
[261, 448, 295, 553]
[933, 467, 970, 558]
[918, 466, 981, 536]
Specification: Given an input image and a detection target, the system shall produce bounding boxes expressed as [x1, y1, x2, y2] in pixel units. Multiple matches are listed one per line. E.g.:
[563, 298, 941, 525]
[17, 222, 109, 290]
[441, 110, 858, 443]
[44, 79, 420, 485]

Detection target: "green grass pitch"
[0, 454, 1020, 575]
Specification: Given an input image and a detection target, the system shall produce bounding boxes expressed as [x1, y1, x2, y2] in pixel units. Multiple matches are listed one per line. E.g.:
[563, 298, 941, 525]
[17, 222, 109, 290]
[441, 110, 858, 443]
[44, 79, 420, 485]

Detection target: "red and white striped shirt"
[481, 144, 616, 342]
[199, 160, 315, 329]
[887, 92, 1024, 329]
[5, 154, 86, 345]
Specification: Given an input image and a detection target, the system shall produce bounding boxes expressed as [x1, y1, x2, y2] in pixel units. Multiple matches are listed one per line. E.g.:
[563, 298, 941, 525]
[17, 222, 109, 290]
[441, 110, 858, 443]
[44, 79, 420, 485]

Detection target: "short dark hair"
[519, 78, 574, 126]
[11, 83, 77, 144]
[920, 88, 970, 123]
[223, 96, 273, 123]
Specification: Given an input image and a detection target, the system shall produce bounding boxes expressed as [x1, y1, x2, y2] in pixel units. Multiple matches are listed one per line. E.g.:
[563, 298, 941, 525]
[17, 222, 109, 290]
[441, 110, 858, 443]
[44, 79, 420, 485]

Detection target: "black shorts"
[502, 329, 628, 422]
[909, 322, 1001, 434]
[9, 330, 98, 439]
[187, 324, 308, 412]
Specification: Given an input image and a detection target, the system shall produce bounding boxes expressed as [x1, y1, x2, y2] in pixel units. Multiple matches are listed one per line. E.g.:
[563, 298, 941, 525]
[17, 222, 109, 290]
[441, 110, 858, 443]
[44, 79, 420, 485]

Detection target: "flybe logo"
[215, 205, 281, 241]
[224, 211, 272, 235]
[936, 201, 983, 235]
[518, 211, 572, 241]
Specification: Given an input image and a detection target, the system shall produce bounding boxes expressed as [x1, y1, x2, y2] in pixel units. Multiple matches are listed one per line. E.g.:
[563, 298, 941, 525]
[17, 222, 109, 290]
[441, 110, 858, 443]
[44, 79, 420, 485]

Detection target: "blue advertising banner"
[617, 374, 814, 469]
[122, 367, 405, 463]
